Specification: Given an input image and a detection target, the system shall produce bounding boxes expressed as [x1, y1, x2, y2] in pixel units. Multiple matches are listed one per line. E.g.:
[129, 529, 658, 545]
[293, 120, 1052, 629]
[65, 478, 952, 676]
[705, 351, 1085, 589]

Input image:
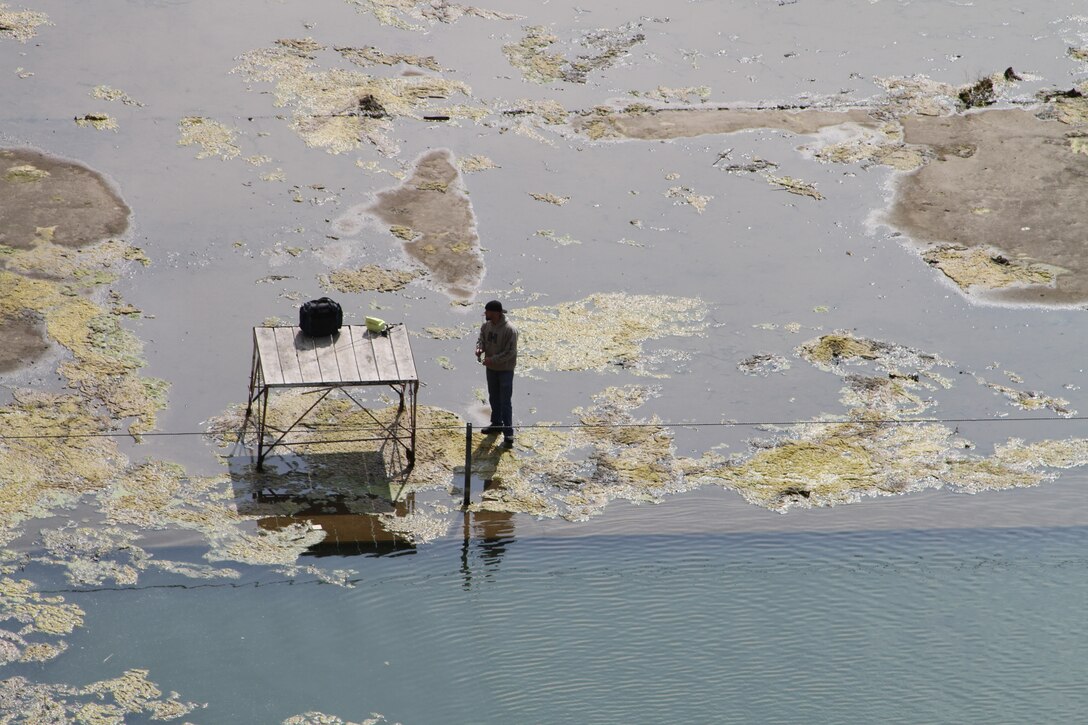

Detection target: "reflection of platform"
[242, 325, 418, 470]
[254, 493, 417, 557]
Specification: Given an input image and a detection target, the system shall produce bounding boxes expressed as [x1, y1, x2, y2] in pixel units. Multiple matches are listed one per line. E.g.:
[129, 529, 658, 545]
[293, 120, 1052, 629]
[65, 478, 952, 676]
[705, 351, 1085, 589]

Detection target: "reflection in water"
[255, 493, 417, 558]
[231, 450, 418, 557]
[461, 478, 516, 588]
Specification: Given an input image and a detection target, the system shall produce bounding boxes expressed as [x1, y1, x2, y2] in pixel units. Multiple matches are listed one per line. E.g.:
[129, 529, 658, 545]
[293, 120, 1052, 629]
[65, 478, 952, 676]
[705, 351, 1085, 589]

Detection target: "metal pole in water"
[463, 423, 472, 508]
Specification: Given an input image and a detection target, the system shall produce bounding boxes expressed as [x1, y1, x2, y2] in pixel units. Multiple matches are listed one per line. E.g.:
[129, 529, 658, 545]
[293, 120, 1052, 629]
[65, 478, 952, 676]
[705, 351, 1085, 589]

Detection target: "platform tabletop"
[254, 325, 417, 387]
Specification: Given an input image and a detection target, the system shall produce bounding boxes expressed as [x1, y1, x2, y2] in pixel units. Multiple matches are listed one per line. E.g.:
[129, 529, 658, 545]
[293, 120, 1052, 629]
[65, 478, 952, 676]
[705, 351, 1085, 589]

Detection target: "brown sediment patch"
[573, 107, 878, 141]
[0, 148, 129, 251]
[365, 149, 483, 301]
[0, 315, 49, 372]
[886, 109, 1088, 305]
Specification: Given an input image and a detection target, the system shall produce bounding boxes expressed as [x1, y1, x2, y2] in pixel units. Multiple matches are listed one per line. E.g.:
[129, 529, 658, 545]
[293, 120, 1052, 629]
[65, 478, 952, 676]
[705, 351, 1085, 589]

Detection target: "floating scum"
[234, 40, 489, 157]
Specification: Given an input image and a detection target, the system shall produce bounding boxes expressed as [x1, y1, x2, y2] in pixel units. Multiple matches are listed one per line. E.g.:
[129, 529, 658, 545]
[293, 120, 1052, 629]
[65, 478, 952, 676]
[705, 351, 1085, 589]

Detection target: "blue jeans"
[486, 368, 514, 438]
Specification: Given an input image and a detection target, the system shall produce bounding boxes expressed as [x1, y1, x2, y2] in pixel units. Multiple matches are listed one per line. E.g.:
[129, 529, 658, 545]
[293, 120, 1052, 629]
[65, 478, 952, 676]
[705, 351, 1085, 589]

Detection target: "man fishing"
[475, 299, 518, 449]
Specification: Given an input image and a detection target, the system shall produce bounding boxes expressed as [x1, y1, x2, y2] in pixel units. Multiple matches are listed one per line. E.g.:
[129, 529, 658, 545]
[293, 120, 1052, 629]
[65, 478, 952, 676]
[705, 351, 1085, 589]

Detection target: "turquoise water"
[29, 524, 1088, 723]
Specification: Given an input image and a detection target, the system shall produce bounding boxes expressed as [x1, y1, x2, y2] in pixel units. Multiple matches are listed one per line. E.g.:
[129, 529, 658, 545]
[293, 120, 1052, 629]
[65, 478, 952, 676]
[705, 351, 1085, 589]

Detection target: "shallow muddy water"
[3, 0, 1088, 721]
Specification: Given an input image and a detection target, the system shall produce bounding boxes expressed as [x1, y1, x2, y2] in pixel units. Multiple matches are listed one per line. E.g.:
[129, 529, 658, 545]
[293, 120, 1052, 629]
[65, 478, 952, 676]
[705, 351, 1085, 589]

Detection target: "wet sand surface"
[4, 0, 1088, 719]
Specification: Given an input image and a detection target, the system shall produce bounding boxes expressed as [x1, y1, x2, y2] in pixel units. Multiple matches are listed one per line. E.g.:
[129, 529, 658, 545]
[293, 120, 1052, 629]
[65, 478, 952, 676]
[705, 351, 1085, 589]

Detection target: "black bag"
[299, 297, 343, 337]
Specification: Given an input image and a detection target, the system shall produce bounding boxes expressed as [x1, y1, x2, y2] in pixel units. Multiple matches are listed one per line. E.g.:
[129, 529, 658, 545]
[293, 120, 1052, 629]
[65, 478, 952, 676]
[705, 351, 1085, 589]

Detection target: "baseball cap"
[484, 300, 507, 313]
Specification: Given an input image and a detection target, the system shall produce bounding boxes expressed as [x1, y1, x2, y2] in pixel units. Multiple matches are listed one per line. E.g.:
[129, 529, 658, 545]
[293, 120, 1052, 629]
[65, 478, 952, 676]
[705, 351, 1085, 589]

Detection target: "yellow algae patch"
[876, 74, 962, 117]
[284, 713, 389, 725]
[717, 435, 877, 507]
[665, 185, 712, 212]
[81, 669, 198, 721]
[336, 45, 441, 71]
[320, 264, 423, 293]
[178, 116, 241, 160]
[376, 510, 451, 544]
[535, 229, 580, 245]
[798, 333, 880, 367]
[103, 460, 239, 531]
[502, 25, 565, 83]
[389, 224, 418, 241]
[503, 23, 645, 85]
[235, 43, 481, 157]
[797, 331, 952, 389]
[0, 577, 84, 635]
[1, 672, 196, 722]
[975, 377, 1074, 417]
[458, 154, 498, 173]
[515, 293, 707, 375]
[420, 325, 468, 340]
[4, 163, 48, 182]
[530, 192, 568, 205]
[208, 523, 327, 566]
[346, 0, 518, 30]
[696, 405, 1061, 511]
[74, 113, 118, 131]
[994, 438, 1088, 469]
[1052, 94, 1088, 125]
[805, 122, 926, 171]
[275, 36, 324, 53]
[0, 3, 49, 42]
[0, 390, 118, 520]
[91, 85, 143, 106]
[765, 174, 822, 200]
[508, 98, 569, 125]
[631, 85, 712, 104]
[922, 245, 1060, 292]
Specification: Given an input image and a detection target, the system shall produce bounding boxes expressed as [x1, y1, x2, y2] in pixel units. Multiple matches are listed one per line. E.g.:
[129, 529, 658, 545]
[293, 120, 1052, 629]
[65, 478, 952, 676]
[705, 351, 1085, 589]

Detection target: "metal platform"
[242, 324, 418, 470]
